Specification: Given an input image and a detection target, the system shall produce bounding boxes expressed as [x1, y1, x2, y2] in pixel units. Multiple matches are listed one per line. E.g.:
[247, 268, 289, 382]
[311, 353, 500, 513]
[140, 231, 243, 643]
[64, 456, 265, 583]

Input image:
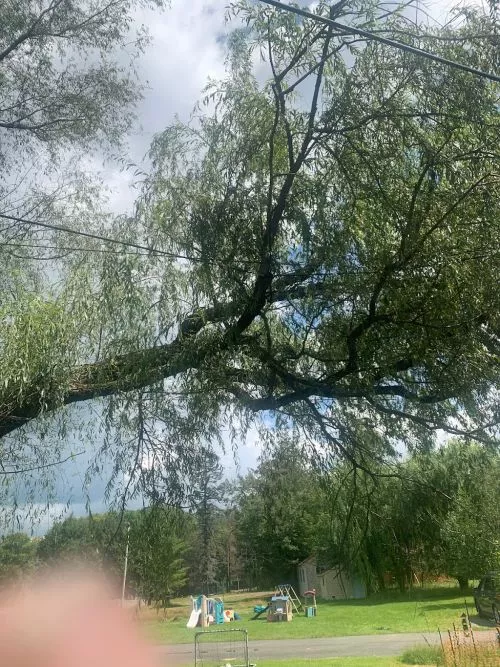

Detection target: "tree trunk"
[376, 570, 386, 592]
[396, 568, 407, 592]
[457, 577, 468, 591]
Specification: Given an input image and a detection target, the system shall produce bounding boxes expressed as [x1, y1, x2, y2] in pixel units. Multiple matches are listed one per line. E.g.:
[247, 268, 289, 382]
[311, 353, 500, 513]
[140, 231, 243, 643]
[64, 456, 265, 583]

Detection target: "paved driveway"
[157, 626, 499, 665]
[156, 631, 493, 665]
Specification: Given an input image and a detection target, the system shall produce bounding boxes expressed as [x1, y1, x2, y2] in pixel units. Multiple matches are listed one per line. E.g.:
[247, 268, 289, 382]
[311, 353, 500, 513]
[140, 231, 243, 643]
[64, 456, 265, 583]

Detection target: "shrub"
[401, 644, 443, 665]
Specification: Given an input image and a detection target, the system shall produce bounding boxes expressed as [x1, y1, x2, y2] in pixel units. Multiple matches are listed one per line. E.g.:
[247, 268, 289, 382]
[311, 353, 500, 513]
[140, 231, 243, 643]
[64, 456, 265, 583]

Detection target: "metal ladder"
[276, 584, 303, 613]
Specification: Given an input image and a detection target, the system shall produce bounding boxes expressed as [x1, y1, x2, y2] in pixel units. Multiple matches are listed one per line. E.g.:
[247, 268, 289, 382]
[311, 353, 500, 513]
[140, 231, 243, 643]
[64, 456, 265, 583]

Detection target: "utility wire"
[0, 451, 85, 476]
[258, 0, 500, 84]
[2, 241, 153, 256]
[0, 214, 261, 266]
[0, 212, 196, 261]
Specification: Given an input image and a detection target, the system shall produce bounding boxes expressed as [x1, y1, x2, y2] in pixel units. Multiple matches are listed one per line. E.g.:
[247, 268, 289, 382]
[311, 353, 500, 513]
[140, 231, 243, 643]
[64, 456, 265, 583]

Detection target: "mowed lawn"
[257, 659, 402, 667]
[142, 586, 485, 645]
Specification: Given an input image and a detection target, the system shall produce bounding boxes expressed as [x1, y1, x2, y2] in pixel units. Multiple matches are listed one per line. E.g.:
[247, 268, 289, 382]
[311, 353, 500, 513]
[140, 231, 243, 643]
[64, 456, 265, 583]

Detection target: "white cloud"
[218, 424, 262, 479]
[99, 0, 228, 214]
[134, 1, 227, 134]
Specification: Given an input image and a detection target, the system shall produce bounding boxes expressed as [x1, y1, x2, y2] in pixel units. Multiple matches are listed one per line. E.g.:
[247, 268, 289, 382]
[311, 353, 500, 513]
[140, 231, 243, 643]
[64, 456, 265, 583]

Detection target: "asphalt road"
[156, 632, 440, 665]
[156, 629, 498, 665]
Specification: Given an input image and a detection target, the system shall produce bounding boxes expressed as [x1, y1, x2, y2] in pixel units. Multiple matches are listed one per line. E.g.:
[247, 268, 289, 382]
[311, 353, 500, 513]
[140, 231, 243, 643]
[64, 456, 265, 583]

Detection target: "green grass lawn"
[144, 587, 485, 645]
[256, 658, 402, 667]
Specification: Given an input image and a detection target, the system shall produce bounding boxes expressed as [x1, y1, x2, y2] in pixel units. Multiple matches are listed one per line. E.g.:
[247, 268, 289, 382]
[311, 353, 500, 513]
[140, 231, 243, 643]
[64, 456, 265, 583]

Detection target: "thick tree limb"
[0, 269, 322, 438]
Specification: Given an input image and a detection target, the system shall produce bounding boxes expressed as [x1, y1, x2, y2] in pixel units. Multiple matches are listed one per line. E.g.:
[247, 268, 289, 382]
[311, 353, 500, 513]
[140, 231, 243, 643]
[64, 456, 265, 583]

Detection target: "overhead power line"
[1, 213, 261, 266]
[1, 241, 151, 256]
[0, 451, 85, 476]
[258, 0, 500, 84]
[0, 212, 196, 261]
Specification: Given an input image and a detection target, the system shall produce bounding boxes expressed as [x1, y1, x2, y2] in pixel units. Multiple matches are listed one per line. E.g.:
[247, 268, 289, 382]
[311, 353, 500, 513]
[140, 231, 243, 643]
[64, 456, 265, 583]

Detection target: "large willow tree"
[1, 0, 499, 507]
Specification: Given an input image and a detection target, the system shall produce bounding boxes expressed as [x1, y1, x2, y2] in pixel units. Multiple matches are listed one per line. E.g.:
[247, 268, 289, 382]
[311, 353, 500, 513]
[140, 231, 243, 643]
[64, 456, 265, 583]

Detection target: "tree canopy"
[0, 0, 499, 508]
[232, 438, 500, 592]
[37, 507, 189, 603]
[0, 533, 37, 582]
[2, 439, 499, 594]
[236, 437, 328, 585]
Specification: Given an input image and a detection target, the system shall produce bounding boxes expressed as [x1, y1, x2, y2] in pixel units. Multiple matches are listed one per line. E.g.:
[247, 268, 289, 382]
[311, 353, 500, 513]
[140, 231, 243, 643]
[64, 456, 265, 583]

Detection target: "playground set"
[252, 584, 317, 622]
[188, 585, 316, 667]
[304, 589, 317, 617]
[187, 595, 241, 629]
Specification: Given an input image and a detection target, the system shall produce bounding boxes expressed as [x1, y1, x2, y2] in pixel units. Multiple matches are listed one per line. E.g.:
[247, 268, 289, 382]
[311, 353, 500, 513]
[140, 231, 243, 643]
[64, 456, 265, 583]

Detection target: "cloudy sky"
[4, 0, 472, 533]
[99, 0, 466, 211]
[99, 0, 230, 214]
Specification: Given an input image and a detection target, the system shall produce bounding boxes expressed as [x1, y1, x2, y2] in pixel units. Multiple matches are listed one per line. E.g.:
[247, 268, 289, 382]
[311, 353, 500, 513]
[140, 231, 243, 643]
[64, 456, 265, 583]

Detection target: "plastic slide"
[186, 608, 201, 628]
[252, 604, 269, 620]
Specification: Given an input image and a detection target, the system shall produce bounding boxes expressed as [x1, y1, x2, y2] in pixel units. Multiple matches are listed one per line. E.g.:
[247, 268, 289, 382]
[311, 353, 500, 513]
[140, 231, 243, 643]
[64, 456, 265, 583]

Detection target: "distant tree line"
[1, 439, 498, 601]
[234, 438, 500, 593]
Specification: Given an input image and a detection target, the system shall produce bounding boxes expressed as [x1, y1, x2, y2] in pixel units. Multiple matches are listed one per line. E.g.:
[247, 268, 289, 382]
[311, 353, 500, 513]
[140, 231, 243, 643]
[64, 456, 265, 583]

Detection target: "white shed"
[297, 555, 317, 596]
[297, 556, 366, 600]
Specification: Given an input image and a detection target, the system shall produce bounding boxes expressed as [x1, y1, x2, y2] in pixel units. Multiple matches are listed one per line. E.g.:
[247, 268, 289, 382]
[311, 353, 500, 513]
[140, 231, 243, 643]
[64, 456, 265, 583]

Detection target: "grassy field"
[255, 643, 500, 667]
[256, 659, 402, 667]
[141, 586, 487, 645]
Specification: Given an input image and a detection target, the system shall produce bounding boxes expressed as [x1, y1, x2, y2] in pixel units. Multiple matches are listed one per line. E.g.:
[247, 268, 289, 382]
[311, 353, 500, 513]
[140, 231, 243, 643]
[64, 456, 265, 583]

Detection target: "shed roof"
[297, 555, 316, 567]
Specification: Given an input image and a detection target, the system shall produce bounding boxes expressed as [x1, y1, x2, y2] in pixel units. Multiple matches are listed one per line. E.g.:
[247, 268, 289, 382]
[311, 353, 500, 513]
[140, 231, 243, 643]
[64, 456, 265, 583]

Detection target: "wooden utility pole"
[121, 525, 131, 606]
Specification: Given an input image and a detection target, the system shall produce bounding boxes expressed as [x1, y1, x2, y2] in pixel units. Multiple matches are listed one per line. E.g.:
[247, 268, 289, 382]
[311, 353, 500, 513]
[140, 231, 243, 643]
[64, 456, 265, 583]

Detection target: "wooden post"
[201, 595, 208, 628]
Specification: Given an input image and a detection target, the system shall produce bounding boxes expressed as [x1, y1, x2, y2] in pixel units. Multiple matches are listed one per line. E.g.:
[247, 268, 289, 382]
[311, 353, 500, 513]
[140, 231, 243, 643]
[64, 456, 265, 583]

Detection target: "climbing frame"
[275, 584, 303, 613]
